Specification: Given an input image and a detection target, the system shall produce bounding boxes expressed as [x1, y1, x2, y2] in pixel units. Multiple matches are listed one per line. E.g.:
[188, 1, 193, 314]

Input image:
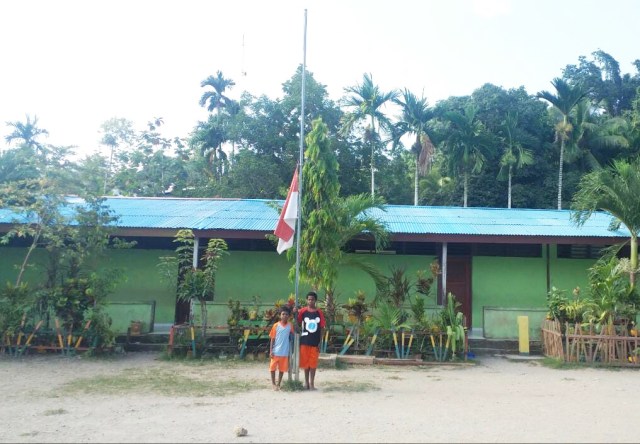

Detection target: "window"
[557, 244, 608, 259]
[474, 243, 541, 258]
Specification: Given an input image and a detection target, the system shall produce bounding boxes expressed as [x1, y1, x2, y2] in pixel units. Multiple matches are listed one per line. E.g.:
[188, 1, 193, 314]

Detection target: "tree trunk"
[370, 116, 376, 199]
[631, 234, 637, 288]
[414, 159, 419, 206]
[508, 167, 512, 209]
[16, 228, 41, 287]
[463, 173, 468, 208]
[557, 121, 566, 210]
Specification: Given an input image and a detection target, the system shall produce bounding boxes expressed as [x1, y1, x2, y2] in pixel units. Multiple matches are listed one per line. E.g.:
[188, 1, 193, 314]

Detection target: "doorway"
[439, 256, 472, 328]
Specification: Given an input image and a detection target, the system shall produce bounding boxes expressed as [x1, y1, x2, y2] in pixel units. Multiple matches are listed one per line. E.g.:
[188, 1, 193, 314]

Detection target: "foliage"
[536, 77, 588, 209]
[546, 252, 639, 329]
[159, 229, 228, 346]
[341, 72, 399, 198]
[571, 157, 640, 286]
[441, 293, 466, 357]
[376, 261, 439, 310]
[370, 302, 410, 332]
[0, 283, 32, 335]
[585, 254, 639, 324]
[227, 299, 248, 327]
[342, 290, 369, 323]
[298, 118, 389, 323]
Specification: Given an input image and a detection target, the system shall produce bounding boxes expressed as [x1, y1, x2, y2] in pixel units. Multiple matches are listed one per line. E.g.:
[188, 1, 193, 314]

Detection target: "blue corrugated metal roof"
[0, 196, 630, 239]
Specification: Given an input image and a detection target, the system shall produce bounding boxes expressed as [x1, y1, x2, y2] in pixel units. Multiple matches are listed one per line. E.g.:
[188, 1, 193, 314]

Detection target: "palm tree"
[497, 112, 535, 208]
[341, 73, 399, 199]
[198, 71, 237, 179]
[536, 78, 587, 209]
[199, 71, 236, 115]
[571, 157, 640, 287]
[5, 114, 49, 152]
[392, 89, 436, 205]
[441, 104, 492, 207]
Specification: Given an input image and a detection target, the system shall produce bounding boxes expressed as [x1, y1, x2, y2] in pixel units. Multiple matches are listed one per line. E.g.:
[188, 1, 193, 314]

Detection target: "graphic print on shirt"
[302, 316, 320, 336]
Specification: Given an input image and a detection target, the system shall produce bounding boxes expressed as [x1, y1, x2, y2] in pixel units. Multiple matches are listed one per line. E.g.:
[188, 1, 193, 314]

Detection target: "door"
[439, 256, 472, 328]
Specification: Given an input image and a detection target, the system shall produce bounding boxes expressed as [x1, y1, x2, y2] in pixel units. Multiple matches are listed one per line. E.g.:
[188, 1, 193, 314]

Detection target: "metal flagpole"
[292, 8, 307, 383]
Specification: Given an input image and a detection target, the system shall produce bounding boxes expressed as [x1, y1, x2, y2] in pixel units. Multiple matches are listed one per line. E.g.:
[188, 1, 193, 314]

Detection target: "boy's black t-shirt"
[298, 307, 325, 347]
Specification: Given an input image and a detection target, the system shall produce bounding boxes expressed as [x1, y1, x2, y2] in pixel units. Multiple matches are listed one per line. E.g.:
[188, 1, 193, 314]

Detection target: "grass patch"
[43, 408, 67, 416]
[540, 357, 626, 371]
[321, 380, 379, 393]
[281, 379, 305, 391]
[58, 367, 258, 397]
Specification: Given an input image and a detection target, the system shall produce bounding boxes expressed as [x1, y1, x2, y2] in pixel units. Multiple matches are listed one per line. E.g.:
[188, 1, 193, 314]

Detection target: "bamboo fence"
[541, 319, 640, 366]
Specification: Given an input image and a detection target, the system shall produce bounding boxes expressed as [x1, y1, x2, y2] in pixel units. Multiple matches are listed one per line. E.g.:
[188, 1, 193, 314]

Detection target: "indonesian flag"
[274, 167, 299, 254]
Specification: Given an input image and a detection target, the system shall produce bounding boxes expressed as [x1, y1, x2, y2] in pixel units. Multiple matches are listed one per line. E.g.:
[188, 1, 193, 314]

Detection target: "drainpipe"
[441, 242, 448, 305]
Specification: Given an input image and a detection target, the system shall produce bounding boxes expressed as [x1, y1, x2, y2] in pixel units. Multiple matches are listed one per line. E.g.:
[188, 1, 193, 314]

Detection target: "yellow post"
[517, 316, 530, 355]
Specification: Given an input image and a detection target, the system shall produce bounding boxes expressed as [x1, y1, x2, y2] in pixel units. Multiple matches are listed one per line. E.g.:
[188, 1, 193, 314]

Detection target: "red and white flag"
[274, 167, 299, 254]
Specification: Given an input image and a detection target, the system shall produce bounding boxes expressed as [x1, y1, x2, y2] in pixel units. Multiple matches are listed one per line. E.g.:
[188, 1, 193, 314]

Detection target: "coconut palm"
[571, 157, 640, 287]
[536, 78, 587, 209]
[392, 89, 436, 205]
[441, 104, 493, 207]
[497, 112, 535, 208]
[341, 73, 399, 199]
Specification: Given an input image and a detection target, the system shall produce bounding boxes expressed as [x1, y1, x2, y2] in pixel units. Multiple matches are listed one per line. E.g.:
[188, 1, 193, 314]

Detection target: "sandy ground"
[0, 351, 638, 443]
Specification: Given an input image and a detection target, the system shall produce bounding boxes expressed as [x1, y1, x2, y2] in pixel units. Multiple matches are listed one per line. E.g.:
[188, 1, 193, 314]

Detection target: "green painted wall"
[0, 244, 600, 335]
[549, 245, 592, 294]
[214, 251, 437, 305]
[99, 249, 178, 325]
[483, 307, 548, 340]
[472, 256, 548, 330]
[0, 247, 49, 287]
[0, 247, 179, 326]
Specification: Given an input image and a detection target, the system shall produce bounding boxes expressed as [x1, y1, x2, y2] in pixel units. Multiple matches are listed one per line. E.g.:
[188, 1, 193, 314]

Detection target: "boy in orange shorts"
[297, 291, 326, 390]
[269, 307, 294, 391]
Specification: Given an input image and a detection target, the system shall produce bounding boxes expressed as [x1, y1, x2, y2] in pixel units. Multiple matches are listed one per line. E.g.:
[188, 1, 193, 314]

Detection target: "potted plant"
[248, 295, 261, 321]
[342, 290, 369, 325]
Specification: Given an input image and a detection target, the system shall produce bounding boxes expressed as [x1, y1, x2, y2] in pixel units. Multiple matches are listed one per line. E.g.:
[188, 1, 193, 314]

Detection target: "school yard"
[0, 351, 637, 443]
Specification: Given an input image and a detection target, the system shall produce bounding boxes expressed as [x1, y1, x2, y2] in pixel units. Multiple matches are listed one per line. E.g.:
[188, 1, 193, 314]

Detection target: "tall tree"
[341, 73, 398, 199]
[497, 112, 535, 208]
[99, 118, 135, 195]
[537, 78, 587, 209]
[197, 71, 237, 180]
[392, 89, 436, 205]
[562, 50, 640, 117]
[4, 114, 49, 152]
[572, 157, 640, 287]
[298, 118, 389, 321]
[441, 104, 493, 207]
[199, 71, 236, 114]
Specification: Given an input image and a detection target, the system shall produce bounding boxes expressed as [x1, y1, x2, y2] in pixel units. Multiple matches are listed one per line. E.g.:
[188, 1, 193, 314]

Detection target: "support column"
[441, 242, 448, 304]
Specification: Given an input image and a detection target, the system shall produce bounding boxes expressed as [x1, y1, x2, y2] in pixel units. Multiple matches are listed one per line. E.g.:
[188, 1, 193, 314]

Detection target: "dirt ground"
[0, 351, 638, 443]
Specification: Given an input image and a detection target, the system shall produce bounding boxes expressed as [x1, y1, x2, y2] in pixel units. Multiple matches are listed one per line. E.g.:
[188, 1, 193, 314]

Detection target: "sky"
[1, 0, 639, 158]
